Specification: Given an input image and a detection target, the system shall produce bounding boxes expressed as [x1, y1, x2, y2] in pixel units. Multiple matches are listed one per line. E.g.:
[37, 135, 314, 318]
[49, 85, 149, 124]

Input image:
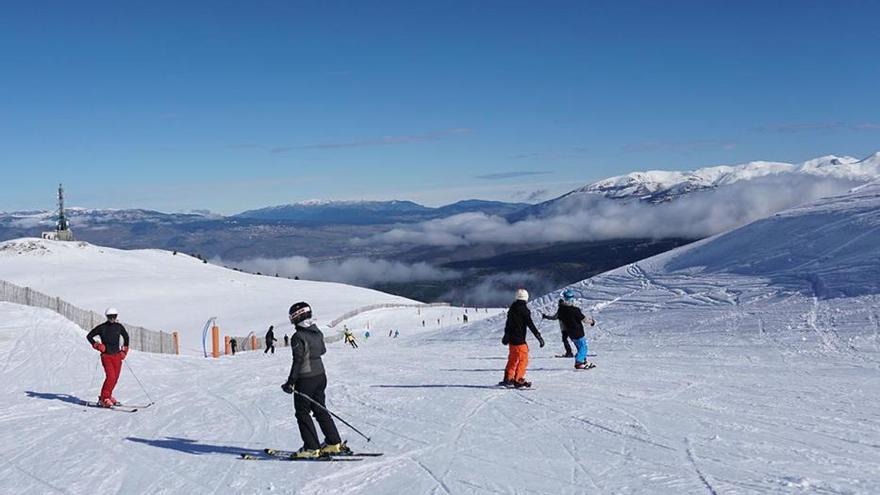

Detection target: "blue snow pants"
[573, 337, 588, 363]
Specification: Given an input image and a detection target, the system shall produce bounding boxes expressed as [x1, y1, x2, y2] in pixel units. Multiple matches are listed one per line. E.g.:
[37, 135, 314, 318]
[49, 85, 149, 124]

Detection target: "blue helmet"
[562, 289, 576, 301]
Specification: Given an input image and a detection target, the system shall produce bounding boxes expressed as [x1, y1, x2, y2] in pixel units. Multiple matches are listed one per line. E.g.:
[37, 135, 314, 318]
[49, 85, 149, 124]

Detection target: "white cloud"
[217, 256, 459, 286]
[362, 175, 863, 247]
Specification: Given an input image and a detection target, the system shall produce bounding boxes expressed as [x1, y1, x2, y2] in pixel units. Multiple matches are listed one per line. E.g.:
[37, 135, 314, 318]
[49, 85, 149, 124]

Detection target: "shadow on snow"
[125, 437, 262, 457]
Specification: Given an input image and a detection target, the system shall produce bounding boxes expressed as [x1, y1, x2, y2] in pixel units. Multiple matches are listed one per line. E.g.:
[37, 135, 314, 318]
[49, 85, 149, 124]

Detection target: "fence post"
[211, 325, 220, 358]
[251, 334, 257, 352]
[173, 331, 179, 355]
[225, 335, 231, 355]
[159, 331, 165, 354]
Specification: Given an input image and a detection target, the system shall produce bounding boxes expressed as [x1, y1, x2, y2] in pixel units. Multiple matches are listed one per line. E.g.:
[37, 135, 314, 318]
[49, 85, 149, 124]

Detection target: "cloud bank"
[219, 256, 460, 286]
[363, 175, 862, 247]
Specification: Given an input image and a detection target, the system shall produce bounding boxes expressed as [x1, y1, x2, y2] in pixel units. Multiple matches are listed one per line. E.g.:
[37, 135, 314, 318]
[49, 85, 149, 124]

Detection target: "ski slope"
[1, 184, 879, 494]
[0, 239, 428, 354]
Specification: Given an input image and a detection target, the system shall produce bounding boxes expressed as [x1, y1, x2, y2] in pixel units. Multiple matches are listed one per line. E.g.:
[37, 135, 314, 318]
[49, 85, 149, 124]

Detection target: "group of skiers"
[85, 286, 595, 456]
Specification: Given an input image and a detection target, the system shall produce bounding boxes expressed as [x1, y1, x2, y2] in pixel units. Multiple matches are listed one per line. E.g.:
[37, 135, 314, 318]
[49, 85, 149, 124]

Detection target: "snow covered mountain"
[234, 199, 528, 224]
[0, 183, 877, 493]
[510, 152, 880, 220]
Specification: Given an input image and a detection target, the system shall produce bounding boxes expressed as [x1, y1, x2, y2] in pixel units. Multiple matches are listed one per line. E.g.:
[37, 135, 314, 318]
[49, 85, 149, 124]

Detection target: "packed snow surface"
[1, 184, 879, 493]
[0, 239, 429, 354]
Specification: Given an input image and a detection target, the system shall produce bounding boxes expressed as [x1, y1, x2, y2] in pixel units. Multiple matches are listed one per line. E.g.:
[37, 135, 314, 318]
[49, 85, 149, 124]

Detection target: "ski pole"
[293, 390, 371, 442]
[88, 359, 99, 391]
[123, 359, 155, 405]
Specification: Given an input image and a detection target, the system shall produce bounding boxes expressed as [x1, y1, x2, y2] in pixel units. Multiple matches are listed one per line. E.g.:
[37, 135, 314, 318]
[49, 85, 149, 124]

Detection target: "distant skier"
[364, 331, 371, 340]
[463, 314, 469, 323]
[393, 329, 399, 338]
[388, 329, 393, 337]
[499, 289, 544, 389]
[343, 328, 358, 348]
[542, 297, 574, 358]
[284, 334, 289, 347]
[547, 289, 595, 369]
[265, 325, 277, 354]
[86, 308, 130, 407]
[281, 302, 348, 458]
[230, 337, 238, 355]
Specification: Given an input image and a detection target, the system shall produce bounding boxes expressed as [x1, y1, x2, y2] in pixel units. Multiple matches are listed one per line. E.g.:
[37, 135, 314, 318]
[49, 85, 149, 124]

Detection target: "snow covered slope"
[0, 184, 877, 494]
[0, 239, 421, 354]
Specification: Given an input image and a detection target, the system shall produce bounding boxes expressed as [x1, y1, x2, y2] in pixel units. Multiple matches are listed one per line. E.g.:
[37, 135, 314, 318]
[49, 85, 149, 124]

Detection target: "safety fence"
[0, 279, 179, 355]
[327, 302, 451, 328]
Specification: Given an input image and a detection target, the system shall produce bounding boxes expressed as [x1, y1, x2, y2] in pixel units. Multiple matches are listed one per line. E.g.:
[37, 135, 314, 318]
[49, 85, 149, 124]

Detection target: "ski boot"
[109, 396, 121, 406]
[575, 361, 596, 370]
[290, 447, 322, 459]
[513, 379, 531, 389]
[98, 397, 114, 408]
[497, 378, 515, 388]
[320, 441, 351, 455]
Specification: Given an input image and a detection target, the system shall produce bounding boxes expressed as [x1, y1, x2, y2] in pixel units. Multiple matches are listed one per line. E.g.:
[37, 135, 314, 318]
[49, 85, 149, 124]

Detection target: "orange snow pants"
[504, 344, 529, 382]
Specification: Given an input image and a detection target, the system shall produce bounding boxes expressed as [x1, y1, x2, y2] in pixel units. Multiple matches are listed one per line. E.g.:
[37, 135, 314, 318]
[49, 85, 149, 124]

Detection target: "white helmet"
[105, 307, 119, 317]
[515, 289, 529, 301]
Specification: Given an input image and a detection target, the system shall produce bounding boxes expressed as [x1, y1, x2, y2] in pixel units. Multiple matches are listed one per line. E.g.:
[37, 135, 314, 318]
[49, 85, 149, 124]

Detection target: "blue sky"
[2, 1, 879, 214]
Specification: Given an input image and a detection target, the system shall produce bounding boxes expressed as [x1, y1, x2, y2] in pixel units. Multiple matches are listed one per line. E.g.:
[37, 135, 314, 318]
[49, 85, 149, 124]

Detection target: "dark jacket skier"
[281, 302, 347, 458]
[265, 325, 276, 354]
[86, 307, 130, 407]
[542, 299, 575, 356]
[500, 290, 544, 389]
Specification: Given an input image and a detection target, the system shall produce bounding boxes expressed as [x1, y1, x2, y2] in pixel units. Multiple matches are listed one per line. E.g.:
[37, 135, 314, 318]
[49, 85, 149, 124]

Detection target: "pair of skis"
[82, 400, 154, 413]
[239, 447, 383, 462]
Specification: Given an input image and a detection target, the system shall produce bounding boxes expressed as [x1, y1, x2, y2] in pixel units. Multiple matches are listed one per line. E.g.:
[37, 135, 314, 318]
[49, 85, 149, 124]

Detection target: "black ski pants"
[265, 343, 274, 354]
[561, 329, 574, 355]
[294, 374, 341, 450]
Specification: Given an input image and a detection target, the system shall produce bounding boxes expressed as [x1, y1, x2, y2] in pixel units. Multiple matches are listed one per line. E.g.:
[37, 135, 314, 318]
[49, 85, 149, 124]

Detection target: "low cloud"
[362, 175, 863, 247]
[218, 256, 460, 286]
[440, 271, 562, 308]
[511, 189, 550, 202]
[475, 171, 552, 180]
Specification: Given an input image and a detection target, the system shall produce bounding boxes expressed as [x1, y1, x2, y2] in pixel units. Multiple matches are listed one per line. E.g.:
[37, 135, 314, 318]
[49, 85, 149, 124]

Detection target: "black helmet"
[288, 302, 312, 325]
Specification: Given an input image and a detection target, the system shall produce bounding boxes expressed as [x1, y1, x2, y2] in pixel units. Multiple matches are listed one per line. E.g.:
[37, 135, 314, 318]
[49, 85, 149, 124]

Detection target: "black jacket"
[266, 328, 275, 343]
[554, 304, 588, 339]
[503, 300, 542, 345]
[86, 321, 130, 354]
[287, 324, 327, 383]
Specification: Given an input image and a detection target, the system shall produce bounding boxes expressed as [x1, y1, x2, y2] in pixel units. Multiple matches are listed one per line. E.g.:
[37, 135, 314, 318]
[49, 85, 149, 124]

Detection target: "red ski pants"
[100, 353, 124, 401]
[504, 344, 529, 382]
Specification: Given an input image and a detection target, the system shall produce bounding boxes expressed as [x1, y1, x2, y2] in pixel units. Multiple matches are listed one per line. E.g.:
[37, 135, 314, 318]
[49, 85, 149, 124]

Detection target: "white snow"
[575, 152, 877, 201]
[1, 183, 879, 493]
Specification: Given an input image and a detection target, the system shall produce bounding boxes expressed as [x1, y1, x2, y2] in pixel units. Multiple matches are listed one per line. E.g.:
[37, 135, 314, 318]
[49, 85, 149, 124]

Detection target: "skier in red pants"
[86, 308, 130, 407]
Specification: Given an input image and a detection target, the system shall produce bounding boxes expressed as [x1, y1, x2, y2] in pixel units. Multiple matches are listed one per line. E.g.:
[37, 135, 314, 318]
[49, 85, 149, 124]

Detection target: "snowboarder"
[265, 325, 277, 354]
[86, 308, 130, 407]
[499, 289, 544, 389]
[281, 302, 347, 458]
[551, 289, 596, 369]
[284, 334, 289, 347]
[542, 298, 575, 357]
[343, 328, 358, 348]
[230, 338, 238, 355]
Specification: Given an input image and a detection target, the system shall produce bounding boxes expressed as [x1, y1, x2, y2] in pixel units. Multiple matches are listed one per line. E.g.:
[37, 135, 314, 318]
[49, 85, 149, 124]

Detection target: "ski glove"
[120, 346, 129, 359]
[537, 335, 545, 348]
[92, 342, 106, 353]
[281, 382, 294, 394]
[501, 335, 509, 346]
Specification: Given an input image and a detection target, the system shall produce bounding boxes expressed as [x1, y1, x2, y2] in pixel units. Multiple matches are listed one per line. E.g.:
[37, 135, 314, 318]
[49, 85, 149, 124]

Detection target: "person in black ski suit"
[542, 299, 575, 357]
[265, 325, 277, 354]
[230, 338, 237, 355]
[281, 302, 348, 458]
[284, 334, 289, 347]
